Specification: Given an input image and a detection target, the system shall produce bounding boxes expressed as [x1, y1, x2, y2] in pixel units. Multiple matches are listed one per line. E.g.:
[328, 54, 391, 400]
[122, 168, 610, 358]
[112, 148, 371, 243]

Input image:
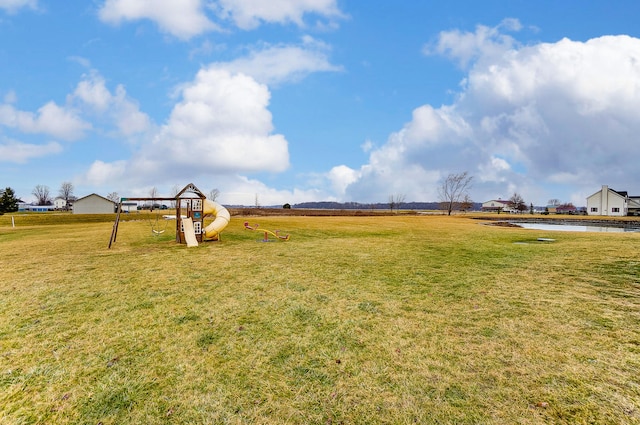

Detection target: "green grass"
[1, 215, 639, 424]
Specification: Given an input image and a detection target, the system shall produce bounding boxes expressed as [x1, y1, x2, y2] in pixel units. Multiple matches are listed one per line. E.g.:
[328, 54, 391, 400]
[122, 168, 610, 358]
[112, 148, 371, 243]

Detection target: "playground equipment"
[108, 183, 230, 248]
[203, 199, 230, 241]
[244, 221, 290, 242]
[148, 210, 169, 235]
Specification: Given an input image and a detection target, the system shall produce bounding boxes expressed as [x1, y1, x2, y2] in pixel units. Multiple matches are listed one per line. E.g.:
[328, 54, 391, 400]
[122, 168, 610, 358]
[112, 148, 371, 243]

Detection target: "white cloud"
[360, 139, 374, 153]
[85, 160, 127, 185]
[217, 174, 330, 205]
[73, 72, 112, 111]
[0, 138, 62, 163]
[0, 101, 90, 141]
[77, 39, 343, 203]
[83, 68, 290, 187]
[71, 71, 151, 136]
[210, 38, 342, 85]
[215, 0, 343, 30]
[336, 30, 640, 205]
[0, 70, 150, 165]
[326, 165, 358, 195]
[188, 40, 221, 60]
[98, 0, 218, 40]
[0, 0, 37, 13]
[423, 18, 521, 68]
[98, 0, 344, 39]
[112, 91, 151, 136]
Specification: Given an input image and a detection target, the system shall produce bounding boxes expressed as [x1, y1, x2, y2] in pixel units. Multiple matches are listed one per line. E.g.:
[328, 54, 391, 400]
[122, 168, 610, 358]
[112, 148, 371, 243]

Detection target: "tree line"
[30, 182, 77, 211]
[0, 182, 78, 213]
[4, 174, 569, 215]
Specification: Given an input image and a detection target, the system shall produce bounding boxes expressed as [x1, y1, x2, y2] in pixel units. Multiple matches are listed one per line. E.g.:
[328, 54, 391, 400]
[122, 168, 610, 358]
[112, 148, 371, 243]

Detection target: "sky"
[2, 1, 640, 207]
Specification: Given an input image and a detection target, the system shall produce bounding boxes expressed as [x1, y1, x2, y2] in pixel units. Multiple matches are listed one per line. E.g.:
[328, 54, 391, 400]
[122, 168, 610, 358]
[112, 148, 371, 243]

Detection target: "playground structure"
[108, 183, 230, 248]
[244, 221, 290, 242]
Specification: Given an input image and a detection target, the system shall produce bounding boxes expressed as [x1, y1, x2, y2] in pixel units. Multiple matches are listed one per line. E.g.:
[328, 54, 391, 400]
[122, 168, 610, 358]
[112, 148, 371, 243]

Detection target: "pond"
[511, 222, 640, 233]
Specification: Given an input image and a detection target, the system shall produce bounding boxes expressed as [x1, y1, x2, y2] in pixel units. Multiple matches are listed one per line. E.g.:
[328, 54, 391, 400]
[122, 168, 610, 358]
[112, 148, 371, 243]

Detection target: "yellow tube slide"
[203, 200, 230, 240]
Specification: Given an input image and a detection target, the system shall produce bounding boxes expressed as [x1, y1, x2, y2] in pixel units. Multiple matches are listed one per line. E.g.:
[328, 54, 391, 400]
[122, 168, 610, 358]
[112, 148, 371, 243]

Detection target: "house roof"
[587, 186, 627, 200]
[75, 193, 115, 204]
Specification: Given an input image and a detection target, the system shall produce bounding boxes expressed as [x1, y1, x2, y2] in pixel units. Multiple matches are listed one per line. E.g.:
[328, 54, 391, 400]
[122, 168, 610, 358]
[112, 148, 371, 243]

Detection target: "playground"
[108, 184, 289, 248]
[1, 213, 639, 424]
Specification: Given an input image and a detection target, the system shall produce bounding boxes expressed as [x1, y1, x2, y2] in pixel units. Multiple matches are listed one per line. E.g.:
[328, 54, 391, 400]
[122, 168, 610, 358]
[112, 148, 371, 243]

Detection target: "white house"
[120, 202, 138, 213]
[73, 193, 115, 214]
[54, 198, 67, 210]
[481, 199, 510, 213]
[630, 198, 640, 215]
[586, 185, 640, 216]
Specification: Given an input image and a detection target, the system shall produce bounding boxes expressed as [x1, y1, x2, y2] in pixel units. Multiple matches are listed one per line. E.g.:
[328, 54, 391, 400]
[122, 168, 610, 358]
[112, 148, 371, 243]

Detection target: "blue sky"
[2, 0, 640, 206]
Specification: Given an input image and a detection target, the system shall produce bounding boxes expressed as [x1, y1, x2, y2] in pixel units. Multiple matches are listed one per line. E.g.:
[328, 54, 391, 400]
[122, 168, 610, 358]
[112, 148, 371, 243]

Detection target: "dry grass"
[1, 215, 639, 424]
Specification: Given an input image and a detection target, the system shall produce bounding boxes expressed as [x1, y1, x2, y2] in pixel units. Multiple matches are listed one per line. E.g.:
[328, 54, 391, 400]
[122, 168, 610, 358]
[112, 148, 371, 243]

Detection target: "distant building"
[73, 193, 116, 214]
[586, 185, 640, 216]
[481, 199, 510, 213]
[18, 204, 55, 212]
[53, 198, 67, 210]
[555, 204, 578, 214]
[120, 202, 138, 213]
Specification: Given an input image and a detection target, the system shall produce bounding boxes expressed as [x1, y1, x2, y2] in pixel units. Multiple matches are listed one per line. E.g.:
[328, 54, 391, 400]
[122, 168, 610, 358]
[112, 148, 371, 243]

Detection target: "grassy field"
[1, 213, 639, 424]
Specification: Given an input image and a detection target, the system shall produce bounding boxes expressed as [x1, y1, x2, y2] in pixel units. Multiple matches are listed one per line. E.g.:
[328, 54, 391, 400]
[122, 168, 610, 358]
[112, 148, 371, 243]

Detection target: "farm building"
[18, 204, 55, 212]
[587, 185, 640, 216]
[73, 194, 115, 214]
[555, 204, 578, 214]
[121, 202, 138, 213]
[481, 199, 510, 213]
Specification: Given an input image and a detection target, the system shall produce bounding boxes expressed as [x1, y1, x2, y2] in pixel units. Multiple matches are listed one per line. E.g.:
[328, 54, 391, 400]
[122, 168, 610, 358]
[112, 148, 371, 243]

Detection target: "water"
[511, 222, 640, 233]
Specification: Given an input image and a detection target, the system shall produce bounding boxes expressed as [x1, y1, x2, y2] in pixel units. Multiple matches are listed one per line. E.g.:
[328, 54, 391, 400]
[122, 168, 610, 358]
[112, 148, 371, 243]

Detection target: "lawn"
[1, 214, 639, 424]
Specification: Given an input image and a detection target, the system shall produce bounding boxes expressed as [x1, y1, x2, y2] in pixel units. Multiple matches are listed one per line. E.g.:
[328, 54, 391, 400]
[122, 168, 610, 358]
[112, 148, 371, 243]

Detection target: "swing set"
[148, 208, 169, 235]
[108, 183, 217, 248]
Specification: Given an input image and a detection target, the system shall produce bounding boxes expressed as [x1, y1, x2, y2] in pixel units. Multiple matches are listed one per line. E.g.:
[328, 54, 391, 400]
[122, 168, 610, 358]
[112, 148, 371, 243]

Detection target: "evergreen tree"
[0, 187, 20, 213]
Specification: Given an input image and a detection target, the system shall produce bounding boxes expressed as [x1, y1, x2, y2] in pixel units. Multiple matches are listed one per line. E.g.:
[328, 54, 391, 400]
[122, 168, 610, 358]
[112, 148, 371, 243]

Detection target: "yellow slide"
[203, 200, 231, 241]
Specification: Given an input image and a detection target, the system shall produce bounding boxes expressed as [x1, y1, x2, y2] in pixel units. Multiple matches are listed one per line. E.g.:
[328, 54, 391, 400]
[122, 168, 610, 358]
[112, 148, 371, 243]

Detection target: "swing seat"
[149, 209, 169, 236]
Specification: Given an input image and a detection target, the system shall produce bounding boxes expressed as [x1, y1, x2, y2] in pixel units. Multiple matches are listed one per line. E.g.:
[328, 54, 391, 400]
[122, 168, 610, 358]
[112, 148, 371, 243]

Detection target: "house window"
[590, 207, 598, 212]
[611, 207, 620, 213]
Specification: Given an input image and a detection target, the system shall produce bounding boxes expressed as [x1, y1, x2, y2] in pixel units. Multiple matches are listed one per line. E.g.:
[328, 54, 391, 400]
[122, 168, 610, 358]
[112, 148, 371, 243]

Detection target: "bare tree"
[438, 172, 473, 216]
[149, 187, 158, 211]
[509, 192, 527, 213]
[32, 185, 52, 205]
[460, 194, 474, 213]
[208, 188, 220, 201]
[58, 182, 75, 211]
[170, 185, 180, 208]
[388, 193, 406, 212]
[548, 198, 561, 206]
[107, 192, 120, 203]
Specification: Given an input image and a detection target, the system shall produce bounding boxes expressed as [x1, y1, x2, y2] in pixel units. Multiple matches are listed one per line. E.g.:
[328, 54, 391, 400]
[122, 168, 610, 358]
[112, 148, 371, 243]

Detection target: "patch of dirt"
[486, 221, 523, 228]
